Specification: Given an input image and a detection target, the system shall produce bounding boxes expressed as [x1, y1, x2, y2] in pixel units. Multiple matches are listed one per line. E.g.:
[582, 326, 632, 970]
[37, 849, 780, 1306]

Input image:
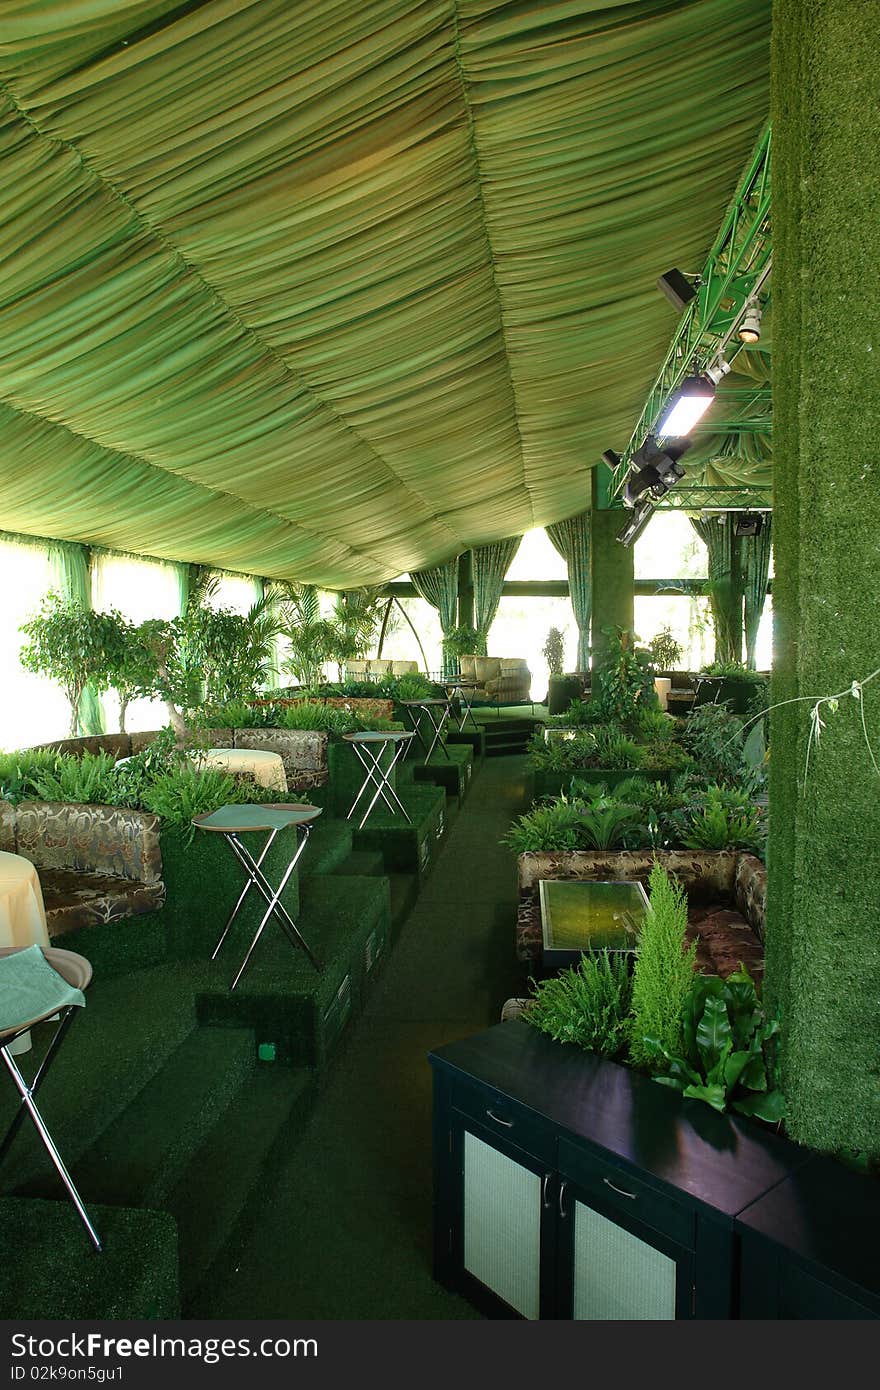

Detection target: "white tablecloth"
[196, 748, 288, 793]
[0, 852, 50, 950]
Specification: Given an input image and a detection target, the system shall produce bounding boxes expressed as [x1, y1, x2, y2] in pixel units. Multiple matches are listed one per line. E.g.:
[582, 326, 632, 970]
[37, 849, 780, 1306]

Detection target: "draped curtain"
[546, 514, 591, 671]
[742, 518, 772, 669]
[689, 517, 743, 665]
[49, 541, 104, 736]
[411, 558, 459, 677]
[472, 537, 522, 657]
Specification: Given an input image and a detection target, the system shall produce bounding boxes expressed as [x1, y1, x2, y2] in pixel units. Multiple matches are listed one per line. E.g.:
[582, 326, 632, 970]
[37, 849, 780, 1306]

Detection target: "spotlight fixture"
[622, 435, 692, 508]
[656, 268, 697, 313]
[657, 358, 729, 437]
[617, 498, 655, 547]
[737, 300, 762, 344]
[601, 449, 622, 469]
[734, 512, 764, 537]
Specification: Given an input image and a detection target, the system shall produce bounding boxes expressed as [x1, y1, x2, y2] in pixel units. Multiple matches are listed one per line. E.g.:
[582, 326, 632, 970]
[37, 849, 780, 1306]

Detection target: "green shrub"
[591, 731, 645, 770]
[644, 966, 784, 1121]
[525, 950, 633, 1056]
[278, 702, 354, 734]
[141, 766, 280, 841]
[681, 702, 749, 783]
[551, 698, 600, 728]
[578, 801, 643, 850]
[628, 862, 696, 1067]
[26, 751, 120, 806]
[503, 798, 585, 853]
[633, 708, 677, 741]
[0, 749, 63, 804]
[680, 798, 766, 854]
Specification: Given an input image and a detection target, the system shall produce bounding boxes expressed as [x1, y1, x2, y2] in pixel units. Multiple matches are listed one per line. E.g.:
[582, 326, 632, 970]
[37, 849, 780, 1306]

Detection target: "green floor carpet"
[189, 754, 531, 1319]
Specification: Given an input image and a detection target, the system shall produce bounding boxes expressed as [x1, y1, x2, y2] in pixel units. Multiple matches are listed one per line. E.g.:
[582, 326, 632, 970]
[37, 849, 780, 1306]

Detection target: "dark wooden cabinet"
[736, 1157, 880, 1319]
[430, 1021, 808, 1320]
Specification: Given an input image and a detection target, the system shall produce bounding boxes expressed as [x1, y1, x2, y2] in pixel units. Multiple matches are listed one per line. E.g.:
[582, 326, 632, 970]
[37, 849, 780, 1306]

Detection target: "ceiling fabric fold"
[0, 0, 770, 584]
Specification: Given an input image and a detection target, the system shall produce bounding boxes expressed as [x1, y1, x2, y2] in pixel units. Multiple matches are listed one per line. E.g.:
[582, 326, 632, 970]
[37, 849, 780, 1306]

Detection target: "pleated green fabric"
[49, 541, 105, 735]
[742, 517, 772, 668]
[689, 516, 743, 664]
[472, 536, 521, 654]
[0, 1, 770, 584]
[410, 556, 459, 675]
[546, 513, 591, 671]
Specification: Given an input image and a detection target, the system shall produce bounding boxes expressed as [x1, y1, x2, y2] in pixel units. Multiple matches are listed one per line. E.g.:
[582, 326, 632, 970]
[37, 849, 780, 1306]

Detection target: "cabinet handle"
[603, 1176, 638, 1200]
[542, 1173, 553, 1209]
[558, 1181, 568, 1220]
[485, 1108, 513, 1128]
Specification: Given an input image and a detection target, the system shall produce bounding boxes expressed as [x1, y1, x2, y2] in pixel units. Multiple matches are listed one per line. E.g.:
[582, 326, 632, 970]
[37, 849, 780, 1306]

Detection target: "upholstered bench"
[0, 800, 165, 939]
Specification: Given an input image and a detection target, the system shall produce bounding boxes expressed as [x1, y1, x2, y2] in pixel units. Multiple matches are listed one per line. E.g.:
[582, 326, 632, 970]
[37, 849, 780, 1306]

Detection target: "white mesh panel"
[463, 1131, 541, 1319]
[573, 1199, 676, 1320]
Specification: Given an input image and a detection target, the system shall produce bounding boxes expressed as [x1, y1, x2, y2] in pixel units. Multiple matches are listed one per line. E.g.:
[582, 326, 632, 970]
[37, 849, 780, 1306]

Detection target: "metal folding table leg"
[348, 741, 411, 831]
[422, 702, 452, 761]
[211, 827, 279, 961]
[223, 829, 322, 989]
[0, 1019, 102, 1252]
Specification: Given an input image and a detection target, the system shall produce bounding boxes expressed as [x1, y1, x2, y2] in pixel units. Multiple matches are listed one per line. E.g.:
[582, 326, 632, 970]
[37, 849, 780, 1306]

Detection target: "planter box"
[515, 848, 767, 970]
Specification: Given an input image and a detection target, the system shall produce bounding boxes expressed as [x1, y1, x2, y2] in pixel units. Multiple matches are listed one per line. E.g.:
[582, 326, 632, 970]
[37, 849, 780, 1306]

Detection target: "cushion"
[390, 660, 418, 676]
[39, 868, 166, 939]
[27, 734, 133, 760]
[0, 801, 15, 855]
[345, 660, 368, 676]
[459, 655, 476, 680]
[234, 728, 329, 786]
[474, 657, 501, 684]
[15, 802, 163, 884]
[500, 659, 528, 676]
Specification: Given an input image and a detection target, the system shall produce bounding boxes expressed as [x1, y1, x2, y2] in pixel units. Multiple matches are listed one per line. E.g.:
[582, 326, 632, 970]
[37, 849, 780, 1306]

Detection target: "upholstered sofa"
[515, 848, 767, 978]
[459, 655, 531, 703]
[0, 799, 165, 939]
[344, 658, 419, 679]
[31, 726, 330, 794]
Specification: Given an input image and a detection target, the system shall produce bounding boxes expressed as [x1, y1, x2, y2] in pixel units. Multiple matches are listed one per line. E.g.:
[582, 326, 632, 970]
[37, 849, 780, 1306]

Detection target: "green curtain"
[742, 518, 772, 669]
[689, 517, 744, 665]
[472, 537, 521, 656]
[546, 514, 591, 671]
[172, 562, 192, 616]
[49, 541, 105, 736]
[411, 558, 459, 677]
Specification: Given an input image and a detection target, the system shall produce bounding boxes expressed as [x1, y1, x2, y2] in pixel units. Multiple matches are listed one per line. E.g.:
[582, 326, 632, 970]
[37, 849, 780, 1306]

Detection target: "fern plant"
[0, 749, 64, 804]
[503, 798, 585, 853]
[525, 950, 633, 1056]
[628, 862, 696, 1067]
[27, 751, 120, 805]
[141, 767, 280, 841]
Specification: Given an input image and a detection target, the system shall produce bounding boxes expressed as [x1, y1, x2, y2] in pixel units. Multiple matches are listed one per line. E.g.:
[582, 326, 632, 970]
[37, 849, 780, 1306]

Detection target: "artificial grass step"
[0, 963, 199, 1192]
[172, 1062, 316, 1308]
[353, 783, 447, 875]
[412, 743, 474, 802]
[25, 1028, 257, 1211]
[300, 815, 354, 877]
[330, 848, 386, 877]
[194, 874, 391, 1067]
[0, 1198, 179, 1319]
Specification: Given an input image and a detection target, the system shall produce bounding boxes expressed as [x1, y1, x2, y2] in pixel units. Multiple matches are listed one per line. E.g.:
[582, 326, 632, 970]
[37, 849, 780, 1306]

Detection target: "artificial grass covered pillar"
[767, 0, 880, 1155]
[589, 471, 634, 674]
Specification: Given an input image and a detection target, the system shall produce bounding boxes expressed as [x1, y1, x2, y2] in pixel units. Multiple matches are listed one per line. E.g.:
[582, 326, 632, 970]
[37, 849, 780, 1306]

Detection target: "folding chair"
[0, 946, 101, 1252]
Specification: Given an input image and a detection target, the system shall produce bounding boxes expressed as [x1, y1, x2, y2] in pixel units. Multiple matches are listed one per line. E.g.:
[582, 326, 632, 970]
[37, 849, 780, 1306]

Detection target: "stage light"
[737, 301, 762, 344]
[617, 499, 655, 547]
[601, 449, 622, 469]
[623, 436, 692, 507]
[734, 513, 764, 537]
[656, 269, 697, 313]
[657, 375, 715, 436]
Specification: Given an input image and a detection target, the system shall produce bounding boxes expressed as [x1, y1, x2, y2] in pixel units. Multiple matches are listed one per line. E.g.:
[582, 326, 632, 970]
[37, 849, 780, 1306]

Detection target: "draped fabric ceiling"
[0, 0, 770, 586]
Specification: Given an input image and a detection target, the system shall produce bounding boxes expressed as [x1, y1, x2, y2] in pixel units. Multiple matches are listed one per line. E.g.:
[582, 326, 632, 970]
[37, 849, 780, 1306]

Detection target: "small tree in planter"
[542, 626, 566, 677]
[100, 613, 157, 734]
[19, 593, 124, 737]
[648, 625, 684, 673]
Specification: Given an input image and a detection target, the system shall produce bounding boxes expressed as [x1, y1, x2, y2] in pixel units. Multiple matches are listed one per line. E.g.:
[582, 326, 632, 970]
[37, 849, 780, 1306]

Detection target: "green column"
[457, 551, 474, 632]
[589, 470, 634, 673]
[767, 0, 880, 1155]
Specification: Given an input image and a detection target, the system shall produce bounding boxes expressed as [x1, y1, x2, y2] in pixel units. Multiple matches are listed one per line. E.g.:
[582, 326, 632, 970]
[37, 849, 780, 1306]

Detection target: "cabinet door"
[450, 1114, 557, 1319]
[557, 1179, 695, 1320]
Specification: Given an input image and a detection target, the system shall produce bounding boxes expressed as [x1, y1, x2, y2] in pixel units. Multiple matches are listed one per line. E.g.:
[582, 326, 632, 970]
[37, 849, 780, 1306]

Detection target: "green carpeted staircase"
[0, 759, 472, 1319]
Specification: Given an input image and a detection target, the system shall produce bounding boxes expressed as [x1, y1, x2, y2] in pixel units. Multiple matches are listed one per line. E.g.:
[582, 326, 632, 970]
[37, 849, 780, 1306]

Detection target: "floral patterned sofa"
[516, 848, 767, 979]
[1, 799, 165, 938]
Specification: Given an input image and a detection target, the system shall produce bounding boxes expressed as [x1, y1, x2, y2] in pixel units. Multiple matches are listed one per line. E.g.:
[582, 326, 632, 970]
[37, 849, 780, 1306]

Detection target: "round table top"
[399, 698, 451, 707]
[192, 802, 322, 833]
[342, 729, 415, 743]
[445, 679, 477, 689]
[0, 851, 41, 894]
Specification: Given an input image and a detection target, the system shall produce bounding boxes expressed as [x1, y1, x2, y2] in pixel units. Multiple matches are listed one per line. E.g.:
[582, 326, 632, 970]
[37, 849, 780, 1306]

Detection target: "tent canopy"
[0, 0, 770, 585]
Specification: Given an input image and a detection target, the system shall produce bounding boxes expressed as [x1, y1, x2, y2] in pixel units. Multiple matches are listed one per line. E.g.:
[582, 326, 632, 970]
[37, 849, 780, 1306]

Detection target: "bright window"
[505, 528, 567, 581]
[634, 511, 707, 580]
[0, 538, 70, 749]
[205, 571, 261, 616]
